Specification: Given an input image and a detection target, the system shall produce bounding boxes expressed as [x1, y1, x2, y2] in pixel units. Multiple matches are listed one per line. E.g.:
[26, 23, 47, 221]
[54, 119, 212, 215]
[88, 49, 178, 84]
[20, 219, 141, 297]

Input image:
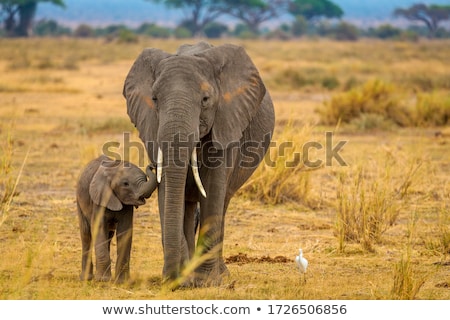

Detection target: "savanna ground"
[0, 38, 449, 300]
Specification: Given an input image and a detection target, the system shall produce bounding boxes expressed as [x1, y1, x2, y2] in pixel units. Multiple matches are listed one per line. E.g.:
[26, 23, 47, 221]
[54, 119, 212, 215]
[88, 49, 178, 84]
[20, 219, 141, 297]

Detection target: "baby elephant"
[76, 155, 157, 283]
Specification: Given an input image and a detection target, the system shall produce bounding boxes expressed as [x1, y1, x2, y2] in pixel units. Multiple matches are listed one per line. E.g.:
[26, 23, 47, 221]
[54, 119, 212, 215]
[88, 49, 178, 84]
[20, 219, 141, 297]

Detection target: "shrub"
[74, 24, 95, 38]
[321, 76, 340, 90]
[33, 19, 71, 37]
[371, 24, 402, 39]
[398, 30, 419, 42]
[333, 22, 359, 41]
[391, 213, 426, 299]
[343, 77, 360, 91]
[391, 249, 426, 299]
[136, 23, 171, 39]
[273, 67, 322, 90]
[174, 27, 192, 39]
[233, 24, 258, 39]
[94, 24, 127, 37]
[412, 92, 450, 127]
[237, 30, 258, 39]
[203, 22, 228, 38]
[265, 29, 292, 41]
[117, 29, 138, 43]
[317, 79, 411, 127]
[335, 154, 423, 252]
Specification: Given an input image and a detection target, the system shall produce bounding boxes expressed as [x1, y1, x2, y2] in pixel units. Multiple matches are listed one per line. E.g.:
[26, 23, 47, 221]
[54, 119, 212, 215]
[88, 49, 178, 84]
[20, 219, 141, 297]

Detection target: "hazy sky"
[35, 0, 450, 28]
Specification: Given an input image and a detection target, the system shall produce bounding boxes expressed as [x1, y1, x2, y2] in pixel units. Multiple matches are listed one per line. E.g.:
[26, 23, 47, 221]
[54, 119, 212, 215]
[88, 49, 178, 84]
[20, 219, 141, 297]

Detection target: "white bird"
[295, 248, 308, 274]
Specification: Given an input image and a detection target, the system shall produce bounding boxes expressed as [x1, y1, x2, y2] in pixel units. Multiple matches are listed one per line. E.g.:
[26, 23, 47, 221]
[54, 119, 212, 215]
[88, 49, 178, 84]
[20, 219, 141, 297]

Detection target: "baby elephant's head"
[110, 163, 157, 208]
[90, 157, 158, 211]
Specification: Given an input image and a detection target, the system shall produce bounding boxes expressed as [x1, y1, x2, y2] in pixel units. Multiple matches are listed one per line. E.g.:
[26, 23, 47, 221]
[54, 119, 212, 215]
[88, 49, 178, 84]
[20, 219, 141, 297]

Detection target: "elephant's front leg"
[176, 201, 198, 286]
[78, 205, 93, 280]
[195, 166, 229, 286]
[184, 201, 198, 260]
[93, 213, 112, 282]
[115, 209, 133, 283]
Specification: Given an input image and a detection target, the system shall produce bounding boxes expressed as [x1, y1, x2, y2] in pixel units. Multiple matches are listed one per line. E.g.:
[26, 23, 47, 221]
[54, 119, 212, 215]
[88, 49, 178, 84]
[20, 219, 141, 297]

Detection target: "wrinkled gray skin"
[76, 155, 157, 283]
[123, 42, 275, 287]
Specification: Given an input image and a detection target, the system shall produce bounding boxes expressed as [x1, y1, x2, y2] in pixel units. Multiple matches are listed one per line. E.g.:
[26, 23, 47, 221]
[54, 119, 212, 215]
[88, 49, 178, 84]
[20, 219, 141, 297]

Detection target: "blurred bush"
[318, 79, 410, 127]
[412, 93, 450, 127]
[318, 79, 450, 128]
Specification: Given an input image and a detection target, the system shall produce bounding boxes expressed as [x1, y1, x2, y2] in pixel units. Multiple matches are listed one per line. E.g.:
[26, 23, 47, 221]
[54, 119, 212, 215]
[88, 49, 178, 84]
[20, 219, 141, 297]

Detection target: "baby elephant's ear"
[89, 163, 123, 211]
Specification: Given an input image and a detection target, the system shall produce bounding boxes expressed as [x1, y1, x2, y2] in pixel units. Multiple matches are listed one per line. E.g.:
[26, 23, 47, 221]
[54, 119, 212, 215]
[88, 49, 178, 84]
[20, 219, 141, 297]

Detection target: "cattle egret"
[295, 248, 308, 273]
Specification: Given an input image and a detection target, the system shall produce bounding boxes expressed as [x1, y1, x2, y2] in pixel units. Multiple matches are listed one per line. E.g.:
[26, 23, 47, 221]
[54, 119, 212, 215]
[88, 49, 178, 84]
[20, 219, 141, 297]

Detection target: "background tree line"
[1, 0, 449, 40]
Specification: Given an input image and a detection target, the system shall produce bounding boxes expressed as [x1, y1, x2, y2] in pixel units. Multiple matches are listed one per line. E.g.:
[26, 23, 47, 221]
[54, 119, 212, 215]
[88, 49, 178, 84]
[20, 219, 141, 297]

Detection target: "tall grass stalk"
[336, 165, 399, 252]
[437, 204, 450, 255]
[0, 148, 29, 227]
[1, 124, 29, 226]
[425, 204, 450, 255]
[391, 211, 426, 299]
[335, 152, 423, 253]
[1, 128, 14, 205]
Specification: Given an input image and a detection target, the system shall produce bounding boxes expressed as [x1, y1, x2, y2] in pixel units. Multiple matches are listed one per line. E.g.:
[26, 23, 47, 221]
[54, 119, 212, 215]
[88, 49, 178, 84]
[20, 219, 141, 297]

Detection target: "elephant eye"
[152, 96, 158, 102]
[123, 181, 129, 187]
[202, 96, 209, 105]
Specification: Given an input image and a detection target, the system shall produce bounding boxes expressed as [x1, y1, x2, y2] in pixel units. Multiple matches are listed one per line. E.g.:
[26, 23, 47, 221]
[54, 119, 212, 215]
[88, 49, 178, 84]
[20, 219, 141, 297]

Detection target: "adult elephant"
[123, 41, 275, 287]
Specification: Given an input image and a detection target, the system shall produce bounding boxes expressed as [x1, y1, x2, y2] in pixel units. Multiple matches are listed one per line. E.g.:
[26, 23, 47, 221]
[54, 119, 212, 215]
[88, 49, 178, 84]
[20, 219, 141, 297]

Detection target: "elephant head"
[123, 42, 271, 285]
[89, 156, 157, 211]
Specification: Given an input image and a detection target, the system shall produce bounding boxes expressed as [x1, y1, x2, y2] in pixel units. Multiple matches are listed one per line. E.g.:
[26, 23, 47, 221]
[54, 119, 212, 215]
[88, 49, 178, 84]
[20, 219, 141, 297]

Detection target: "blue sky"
[35, 0, 450, 28]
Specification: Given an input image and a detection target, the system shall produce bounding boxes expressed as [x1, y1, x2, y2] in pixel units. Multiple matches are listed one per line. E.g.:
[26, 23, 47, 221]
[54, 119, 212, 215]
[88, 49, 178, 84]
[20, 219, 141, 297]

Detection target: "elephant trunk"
[161, 140, 190, 281]
[157, 99, 202, 283]
[139, 167, 158, 199]
[157, 147, 206, 198]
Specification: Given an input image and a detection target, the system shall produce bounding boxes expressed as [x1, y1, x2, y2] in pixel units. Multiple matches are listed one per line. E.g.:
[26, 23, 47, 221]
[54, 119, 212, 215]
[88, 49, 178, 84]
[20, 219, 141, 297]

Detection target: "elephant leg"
[93, 216, 112, 282]
[174, 201, 197, 284]
[77, 204, 93, 280]
[195, 167, 228, 286]
[115, 209, 133, 283]
[184, 201, 198, 260]
[108, 230, 115, 254]
[218, 196, 232, 276]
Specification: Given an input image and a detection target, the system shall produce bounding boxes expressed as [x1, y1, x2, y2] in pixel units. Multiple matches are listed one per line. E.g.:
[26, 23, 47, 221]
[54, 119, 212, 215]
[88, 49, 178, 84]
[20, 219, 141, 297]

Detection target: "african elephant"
[123, 41, 275, 287]
[76, 155, 157, 283]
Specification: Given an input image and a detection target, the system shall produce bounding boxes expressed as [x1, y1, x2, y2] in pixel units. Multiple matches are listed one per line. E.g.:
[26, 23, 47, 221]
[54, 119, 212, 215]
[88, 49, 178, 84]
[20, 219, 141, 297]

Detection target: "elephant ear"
[198, 44, 266, 149]
[123, 48, 171, 163]
[89, 160, 123, 211]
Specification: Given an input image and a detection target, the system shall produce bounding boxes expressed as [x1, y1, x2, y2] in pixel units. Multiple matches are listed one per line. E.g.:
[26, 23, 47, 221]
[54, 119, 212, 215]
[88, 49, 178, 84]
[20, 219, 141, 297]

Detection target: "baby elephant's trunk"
[140, 166, 158, 200]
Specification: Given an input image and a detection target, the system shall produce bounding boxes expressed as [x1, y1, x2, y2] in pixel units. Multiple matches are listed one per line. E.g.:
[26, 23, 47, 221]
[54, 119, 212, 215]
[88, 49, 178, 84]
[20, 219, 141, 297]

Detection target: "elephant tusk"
[157, 147, 163, 183]
[191, 148, 207, 198]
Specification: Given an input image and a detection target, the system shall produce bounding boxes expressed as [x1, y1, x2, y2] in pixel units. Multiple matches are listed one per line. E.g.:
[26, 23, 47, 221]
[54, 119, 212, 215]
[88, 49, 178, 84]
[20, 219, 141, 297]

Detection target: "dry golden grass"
[0, 38, 449, 300]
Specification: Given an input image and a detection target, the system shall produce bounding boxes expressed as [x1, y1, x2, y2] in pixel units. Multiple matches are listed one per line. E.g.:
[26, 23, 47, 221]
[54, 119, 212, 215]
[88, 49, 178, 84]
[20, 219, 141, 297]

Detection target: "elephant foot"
[187, 262, 230, 288]
[79, 273, 93, 281]
[95, 270, 112, 282]
[161, 261, 230, 290]
[95, 275, 112, 282]
[114, 273, 130, 284]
